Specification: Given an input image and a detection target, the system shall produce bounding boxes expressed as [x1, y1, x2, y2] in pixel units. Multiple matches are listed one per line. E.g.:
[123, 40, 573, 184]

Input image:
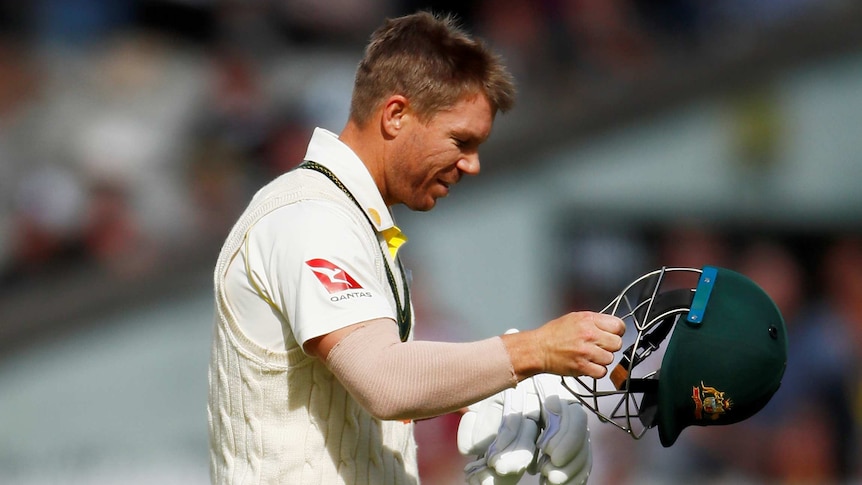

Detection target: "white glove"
[458, 377, 542, 481]
[532, 375, 592, 485]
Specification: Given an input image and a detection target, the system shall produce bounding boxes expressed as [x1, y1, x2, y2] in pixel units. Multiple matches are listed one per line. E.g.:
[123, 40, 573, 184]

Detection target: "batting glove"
[458, 376, 542, 481]
[532, 374, 592, 485]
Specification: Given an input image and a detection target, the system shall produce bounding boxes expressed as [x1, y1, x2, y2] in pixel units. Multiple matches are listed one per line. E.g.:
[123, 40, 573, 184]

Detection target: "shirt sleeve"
[243, 199, 396, 348]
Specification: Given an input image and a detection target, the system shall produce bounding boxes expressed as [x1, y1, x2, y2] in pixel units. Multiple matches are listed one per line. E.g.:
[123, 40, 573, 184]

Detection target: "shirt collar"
[304, 127, 408, 256]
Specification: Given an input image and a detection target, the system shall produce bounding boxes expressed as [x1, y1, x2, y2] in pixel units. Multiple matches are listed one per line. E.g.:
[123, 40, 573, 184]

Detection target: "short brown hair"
[349, 11, 516, 126]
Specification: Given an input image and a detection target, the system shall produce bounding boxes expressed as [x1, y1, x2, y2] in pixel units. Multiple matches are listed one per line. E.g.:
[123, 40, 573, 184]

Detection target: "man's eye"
[454, 138, 466, 148]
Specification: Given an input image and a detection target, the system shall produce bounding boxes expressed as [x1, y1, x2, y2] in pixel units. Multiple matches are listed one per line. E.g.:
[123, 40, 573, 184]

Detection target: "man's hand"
[501, 312, 625, 380]
[459, 316, 615, 484]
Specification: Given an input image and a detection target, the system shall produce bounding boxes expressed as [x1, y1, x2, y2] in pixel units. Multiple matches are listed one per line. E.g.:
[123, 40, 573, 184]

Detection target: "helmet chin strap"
[610, 288, 694, 392]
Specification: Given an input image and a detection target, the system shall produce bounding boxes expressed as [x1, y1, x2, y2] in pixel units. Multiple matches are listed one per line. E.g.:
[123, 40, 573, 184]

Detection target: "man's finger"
[594, 314, 626, 336]
[596, 333, 623, 353]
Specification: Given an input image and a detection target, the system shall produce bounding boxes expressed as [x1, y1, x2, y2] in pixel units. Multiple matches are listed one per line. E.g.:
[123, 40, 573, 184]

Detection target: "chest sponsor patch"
[305, 258, 363, 293]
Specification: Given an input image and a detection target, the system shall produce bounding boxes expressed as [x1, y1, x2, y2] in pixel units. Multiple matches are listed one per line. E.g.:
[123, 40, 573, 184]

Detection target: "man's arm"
[303, 322, 365, 359]
[309, 318, 517, 421]
[303, 312, 625, 421]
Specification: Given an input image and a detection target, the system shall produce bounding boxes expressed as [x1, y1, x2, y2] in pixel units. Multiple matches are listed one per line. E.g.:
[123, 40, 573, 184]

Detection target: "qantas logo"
[306, 258, 363, 293]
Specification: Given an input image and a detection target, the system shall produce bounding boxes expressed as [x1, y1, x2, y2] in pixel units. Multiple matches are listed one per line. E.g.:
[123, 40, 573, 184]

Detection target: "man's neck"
[339, 120, 390, 206]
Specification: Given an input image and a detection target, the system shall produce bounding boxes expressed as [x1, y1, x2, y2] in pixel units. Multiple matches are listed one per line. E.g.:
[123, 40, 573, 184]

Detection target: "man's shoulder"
[256, 197, 358, 233]
[251, 167, 320, 201]
[244, 168, 356, 218]
[244, 198, 379, 273]
[230, 167, 375, 255]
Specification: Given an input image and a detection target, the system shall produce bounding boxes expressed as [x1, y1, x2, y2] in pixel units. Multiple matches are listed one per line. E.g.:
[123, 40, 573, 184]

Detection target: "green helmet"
[562, 266, 788, 447]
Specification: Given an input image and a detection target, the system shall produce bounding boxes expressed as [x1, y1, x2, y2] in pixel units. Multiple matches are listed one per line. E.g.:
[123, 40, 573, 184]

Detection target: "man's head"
[344, 11, 516, 211]
[350, 11, 515, 126]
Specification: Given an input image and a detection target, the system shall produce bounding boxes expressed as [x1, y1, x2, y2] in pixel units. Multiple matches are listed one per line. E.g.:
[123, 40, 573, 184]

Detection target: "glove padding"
[458, 376, 542, 481]
[533, 375, 592, 485]
[464, 455, 524, 485]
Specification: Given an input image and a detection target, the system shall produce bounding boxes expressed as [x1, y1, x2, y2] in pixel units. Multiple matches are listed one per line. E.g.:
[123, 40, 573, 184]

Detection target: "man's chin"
[412, 203, 436, 212]
[407, 197, 439, 212]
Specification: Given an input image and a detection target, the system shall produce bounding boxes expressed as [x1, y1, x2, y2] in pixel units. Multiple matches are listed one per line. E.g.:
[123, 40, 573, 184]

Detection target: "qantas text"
[331, 291, 373, 302]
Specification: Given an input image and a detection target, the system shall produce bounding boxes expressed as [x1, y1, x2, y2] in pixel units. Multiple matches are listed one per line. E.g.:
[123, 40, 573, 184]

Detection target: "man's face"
[386, 93, 494, 211]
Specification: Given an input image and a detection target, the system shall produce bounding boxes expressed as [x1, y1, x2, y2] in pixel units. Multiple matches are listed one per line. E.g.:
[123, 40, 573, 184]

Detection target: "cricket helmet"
[561, 266, 788, 447]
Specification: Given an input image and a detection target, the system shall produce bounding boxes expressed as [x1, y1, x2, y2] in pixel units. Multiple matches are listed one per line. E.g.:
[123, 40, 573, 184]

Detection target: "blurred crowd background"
[1, 0, 861, 484]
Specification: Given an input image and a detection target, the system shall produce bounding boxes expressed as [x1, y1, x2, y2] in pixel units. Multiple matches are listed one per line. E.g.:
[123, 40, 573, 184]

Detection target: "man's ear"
[381, 95, 409, 138]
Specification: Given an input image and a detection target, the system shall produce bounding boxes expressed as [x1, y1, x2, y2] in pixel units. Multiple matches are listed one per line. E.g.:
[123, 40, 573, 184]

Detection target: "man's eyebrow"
[452, 130, 488, 145]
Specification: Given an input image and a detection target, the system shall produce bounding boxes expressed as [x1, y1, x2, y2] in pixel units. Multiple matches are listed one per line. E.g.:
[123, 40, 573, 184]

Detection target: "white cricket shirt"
[224, 128, 408, 351]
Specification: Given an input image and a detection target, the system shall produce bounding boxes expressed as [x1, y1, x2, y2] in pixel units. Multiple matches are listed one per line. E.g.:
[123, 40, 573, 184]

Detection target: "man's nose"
[457, 153, 480, 176]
